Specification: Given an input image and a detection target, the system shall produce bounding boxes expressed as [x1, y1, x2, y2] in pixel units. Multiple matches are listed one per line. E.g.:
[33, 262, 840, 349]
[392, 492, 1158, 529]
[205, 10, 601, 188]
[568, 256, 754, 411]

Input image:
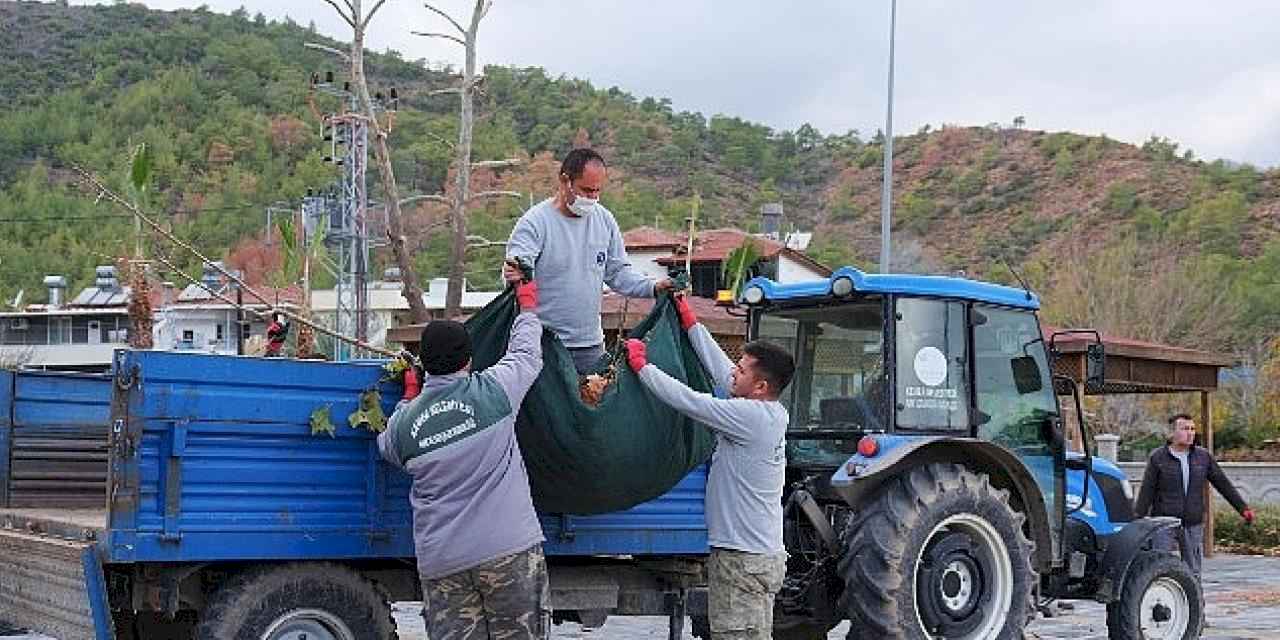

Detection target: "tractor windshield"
[755, 296, 889, 439]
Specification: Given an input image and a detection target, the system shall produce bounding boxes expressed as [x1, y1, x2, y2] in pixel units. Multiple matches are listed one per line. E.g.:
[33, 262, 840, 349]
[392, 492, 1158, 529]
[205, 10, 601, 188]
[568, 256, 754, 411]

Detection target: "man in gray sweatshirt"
[624, 295, 793, 640]
[377, 278, 548, 639]
[503, 147, 671, 373]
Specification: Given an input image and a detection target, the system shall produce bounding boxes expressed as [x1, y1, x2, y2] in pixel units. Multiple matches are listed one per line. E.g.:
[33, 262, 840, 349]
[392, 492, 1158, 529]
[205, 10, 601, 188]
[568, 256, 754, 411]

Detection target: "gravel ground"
[6, 554, 1280, 639]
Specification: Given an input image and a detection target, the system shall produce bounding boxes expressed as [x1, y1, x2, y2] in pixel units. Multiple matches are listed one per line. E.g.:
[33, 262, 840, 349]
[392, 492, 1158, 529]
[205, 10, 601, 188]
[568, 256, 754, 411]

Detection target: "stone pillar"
[1095, 433, 1120, 462]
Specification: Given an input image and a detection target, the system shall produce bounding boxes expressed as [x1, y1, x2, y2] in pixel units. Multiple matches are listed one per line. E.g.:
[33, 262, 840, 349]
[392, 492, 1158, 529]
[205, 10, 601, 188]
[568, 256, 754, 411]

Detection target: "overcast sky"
[75, 1, 1280, 167]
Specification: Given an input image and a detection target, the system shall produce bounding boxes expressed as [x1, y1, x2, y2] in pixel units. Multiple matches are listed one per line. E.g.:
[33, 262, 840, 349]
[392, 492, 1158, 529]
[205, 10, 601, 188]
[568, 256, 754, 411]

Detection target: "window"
[756, 297, 887, 430]
[973, 306, 1060, 448]
[895, 298, 969, 431]
[48, 318, 72, 345]
[690, 263, 722, 298]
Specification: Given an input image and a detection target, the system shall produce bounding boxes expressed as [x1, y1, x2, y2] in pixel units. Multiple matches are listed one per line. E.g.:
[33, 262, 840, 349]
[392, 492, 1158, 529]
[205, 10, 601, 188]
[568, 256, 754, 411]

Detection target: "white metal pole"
[879, 0, 897, 274]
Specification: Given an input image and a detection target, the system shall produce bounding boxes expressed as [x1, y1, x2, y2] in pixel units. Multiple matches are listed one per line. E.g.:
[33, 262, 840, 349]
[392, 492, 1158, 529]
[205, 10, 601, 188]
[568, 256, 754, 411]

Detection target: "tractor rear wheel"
[837, 463, 1035, 640]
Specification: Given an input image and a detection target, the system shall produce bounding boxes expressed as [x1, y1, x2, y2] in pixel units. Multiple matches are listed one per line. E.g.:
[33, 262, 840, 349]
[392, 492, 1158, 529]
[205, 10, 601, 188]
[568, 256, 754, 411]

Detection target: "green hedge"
[1214, 505, 1280, 555]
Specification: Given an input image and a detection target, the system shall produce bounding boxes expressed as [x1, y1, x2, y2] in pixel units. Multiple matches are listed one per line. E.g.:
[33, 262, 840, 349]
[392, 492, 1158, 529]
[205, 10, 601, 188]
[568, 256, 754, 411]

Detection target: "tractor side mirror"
[1085, 343, 1105, 391]
[1011, 356, 1043, 394]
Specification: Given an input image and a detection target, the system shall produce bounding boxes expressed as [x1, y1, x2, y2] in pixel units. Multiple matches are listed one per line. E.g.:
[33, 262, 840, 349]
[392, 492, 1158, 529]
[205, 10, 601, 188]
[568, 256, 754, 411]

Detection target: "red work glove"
[1243, 508, 1255, 525]
[674, 294, 697, 331]
[624, 339, 648, 372]
[402, 364, 421, 401]
[516, 279, 538, 311]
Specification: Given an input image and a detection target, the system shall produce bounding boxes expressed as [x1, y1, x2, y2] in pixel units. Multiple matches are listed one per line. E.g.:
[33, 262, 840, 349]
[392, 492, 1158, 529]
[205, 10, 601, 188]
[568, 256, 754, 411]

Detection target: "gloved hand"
[624, 339, 648, 372]
[516, 279, 538, 311]
[1243, 508, 1256, 525]
[398, 350, 422, 401]
[674, 293, 697, 331]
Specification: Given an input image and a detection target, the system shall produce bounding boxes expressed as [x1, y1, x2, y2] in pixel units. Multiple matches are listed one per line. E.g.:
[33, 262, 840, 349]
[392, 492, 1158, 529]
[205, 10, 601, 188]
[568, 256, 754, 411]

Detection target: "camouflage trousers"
[422, 544, 551, 640]
[707, 547, 787, 640]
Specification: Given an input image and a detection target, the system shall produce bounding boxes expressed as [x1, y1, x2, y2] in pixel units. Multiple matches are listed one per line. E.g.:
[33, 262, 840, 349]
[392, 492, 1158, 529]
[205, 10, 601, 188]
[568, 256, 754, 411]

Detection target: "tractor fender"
[830, 435, 1055, 571]
[1095, 516, 1181, 602]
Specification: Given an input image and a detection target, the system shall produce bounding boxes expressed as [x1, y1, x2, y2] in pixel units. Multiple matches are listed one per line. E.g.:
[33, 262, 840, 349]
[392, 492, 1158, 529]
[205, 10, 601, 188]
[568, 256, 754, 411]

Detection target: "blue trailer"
[0, 350, 711, 640]
[1, 267, 1201, 640]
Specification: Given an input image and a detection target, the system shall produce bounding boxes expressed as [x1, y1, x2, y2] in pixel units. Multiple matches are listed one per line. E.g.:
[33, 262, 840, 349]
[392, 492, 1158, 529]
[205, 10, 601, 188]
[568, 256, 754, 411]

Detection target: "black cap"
[419, 320, 472, 375]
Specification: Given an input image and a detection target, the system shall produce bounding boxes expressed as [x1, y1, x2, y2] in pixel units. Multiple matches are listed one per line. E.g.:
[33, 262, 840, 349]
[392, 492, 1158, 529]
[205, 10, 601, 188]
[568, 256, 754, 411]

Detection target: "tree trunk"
[443, 1, 485, 319]
[350, 0, 431, 324]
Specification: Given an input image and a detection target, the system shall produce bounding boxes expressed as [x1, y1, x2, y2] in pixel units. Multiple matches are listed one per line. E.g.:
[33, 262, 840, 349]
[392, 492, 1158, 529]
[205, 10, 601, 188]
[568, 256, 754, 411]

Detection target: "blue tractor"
[726, 267, 1200, 640]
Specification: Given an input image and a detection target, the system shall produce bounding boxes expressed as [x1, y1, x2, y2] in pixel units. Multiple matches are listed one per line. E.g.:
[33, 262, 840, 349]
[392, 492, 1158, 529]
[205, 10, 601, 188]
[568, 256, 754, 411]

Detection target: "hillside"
[2, 1, 1279, 357]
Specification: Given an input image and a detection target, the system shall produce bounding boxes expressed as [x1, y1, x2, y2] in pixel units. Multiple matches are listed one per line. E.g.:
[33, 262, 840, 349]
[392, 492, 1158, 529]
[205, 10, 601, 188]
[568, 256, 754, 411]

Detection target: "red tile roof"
[644, 228, 831, 276]
[623, 226, 686, 250]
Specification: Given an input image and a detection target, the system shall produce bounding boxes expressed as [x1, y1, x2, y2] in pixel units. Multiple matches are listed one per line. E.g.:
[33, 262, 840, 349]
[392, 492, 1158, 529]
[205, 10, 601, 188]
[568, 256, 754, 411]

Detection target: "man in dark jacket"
[1135, 413, 1255, 578]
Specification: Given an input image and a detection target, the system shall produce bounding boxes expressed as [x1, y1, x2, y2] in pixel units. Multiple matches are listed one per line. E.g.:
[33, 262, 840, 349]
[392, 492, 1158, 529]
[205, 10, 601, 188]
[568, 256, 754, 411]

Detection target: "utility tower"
[305, 71, 393, 360]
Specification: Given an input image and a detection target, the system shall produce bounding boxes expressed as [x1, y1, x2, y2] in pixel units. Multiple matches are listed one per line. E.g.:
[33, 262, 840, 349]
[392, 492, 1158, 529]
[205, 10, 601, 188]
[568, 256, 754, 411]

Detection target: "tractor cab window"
[973, 306, 1060, 449]
[895, 297, 969, 431]
[755, 297, 887, 432]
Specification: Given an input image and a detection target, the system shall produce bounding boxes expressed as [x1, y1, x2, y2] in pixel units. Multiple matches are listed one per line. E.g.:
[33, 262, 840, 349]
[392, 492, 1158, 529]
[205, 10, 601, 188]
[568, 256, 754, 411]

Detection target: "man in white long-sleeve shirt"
[623, 295, 793, 640]
[503, 148, 672, 373]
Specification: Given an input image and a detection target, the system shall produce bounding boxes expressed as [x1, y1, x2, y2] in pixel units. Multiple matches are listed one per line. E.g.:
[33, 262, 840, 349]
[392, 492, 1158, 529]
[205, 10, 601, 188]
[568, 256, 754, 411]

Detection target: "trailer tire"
[1105, 551, 1201, 640]
[197, 562, 398, 640]
[837, 463, 1035, 640]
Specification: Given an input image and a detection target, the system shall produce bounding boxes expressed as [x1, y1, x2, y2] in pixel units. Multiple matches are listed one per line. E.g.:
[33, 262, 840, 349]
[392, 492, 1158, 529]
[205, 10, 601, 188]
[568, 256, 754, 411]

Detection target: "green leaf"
[722, 238, 762, 297]
[129, 143, 152, 193]
[309, 404, 336, 437]
[347, 389, 387, 433]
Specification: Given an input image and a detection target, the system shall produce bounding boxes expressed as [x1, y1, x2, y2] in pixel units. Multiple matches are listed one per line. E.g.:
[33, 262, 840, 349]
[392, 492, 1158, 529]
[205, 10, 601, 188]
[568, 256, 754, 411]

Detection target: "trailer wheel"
[837, 463, 1035, 640]
[197, 562, 398, 640]
[1105, 551, 1201, 640]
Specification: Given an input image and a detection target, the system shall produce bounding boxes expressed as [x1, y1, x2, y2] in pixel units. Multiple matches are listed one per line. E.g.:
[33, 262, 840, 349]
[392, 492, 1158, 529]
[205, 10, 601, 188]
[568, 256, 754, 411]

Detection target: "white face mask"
[568, 195, 598, 216]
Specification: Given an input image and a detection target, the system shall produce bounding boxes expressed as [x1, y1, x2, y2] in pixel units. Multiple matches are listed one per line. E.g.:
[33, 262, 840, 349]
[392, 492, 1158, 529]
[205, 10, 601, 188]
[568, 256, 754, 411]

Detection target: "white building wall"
[777, 255, 827, 284]
[623, 250, 674, 283]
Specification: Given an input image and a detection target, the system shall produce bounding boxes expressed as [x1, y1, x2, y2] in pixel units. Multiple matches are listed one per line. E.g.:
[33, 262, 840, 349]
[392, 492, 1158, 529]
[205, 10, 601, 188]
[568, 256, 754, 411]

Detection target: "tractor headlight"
[742, 285, 766, 305]
[831, 276, 855, 297]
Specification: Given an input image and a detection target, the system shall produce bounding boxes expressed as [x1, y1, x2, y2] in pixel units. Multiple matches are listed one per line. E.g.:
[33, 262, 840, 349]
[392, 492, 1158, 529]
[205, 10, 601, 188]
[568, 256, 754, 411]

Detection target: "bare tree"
[415, 0, 521, 318]
[314, 0, 432, 323]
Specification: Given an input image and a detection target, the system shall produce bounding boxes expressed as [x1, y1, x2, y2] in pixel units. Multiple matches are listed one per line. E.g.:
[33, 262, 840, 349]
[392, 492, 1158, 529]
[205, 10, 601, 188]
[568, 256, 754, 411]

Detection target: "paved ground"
[5, 554, 1280, 639]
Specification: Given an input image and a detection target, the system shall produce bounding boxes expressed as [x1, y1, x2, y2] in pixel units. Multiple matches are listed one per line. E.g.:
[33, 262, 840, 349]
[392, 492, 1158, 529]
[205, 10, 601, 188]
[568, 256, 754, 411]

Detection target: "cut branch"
[318, 0, 357, 28]
[361, 0, 390, 28]
[78, 167, 395, 357]
[304, 41, 351, 62]
[422, 3, 467, 34]
[467, 190, 523, 204]
[422, 130, 456, 150]
[426, 87, 463, 96]
[470, 158, 521, 169]
[412, 31, 467, 47]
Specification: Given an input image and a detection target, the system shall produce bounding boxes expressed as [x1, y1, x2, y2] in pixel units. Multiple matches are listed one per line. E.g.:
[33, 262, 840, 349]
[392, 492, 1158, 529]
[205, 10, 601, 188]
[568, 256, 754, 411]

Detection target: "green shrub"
[1214, 505, 1280, 554]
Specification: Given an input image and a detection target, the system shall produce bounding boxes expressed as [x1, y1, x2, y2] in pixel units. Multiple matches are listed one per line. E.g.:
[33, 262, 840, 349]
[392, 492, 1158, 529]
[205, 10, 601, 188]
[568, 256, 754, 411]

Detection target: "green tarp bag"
[466, 290, 716, 515]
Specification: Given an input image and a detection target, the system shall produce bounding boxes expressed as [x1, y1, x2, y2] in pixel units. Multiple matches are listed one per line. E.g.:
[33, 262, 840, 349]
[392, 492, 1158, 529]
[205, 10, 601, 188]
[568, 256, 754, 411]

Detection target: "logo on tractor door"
[913, 346, 948, 386]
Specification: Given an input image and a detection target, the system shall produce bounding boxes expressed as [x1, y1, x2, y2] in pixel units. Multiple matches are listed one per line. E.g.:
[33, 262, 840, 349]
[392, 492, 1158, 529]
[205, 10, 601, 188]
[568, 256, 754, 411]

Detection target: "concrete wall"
[1117, 461, 1280, 506]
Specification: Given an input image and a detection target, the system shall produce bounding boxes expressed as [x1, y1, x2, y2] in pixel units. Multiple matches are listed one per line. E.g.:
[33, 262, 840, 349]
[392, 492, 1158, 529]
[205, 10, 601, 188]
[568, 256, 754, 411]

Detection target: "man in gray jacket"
[377, 278, 547, 640]
[623, 295, 793, 640]
[503, 147, 671, 373]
